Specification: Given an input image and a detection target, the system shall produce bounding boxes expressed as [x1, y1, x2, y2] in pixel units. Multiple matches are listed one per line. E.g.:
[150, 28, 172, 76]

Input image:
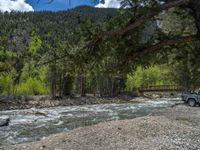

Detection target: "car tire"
[188, 99, 196, 107]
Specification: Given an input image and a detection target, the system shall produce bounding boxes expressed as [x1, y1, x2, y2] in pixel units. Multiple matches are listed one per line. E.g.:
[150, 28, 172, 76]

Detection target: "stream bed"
[0, 98, 178, 146]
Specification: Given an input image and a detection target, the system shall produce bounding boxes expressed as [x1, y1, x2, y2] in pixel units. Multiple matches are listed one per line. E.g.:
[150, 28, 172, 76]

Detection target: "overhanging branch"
[36, 0, 192, 66]
[39, 35, 198, 67]
[89, 0, 190, 47]
[129, 34, 198, 60]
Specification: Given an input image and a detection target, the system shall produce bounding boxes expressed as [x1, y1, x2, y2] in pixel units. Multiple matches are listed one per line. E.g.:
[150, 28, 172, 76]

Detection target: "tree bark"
[50, 65, 56, 99]
[80, 74, 86, 96]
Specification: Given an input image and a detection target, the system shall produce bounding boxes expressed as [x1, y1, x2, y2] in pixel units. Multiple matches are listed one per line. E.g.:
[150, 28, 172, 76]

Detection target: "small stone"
[0, 116, 10, 127]
[118, 127, 122, 130]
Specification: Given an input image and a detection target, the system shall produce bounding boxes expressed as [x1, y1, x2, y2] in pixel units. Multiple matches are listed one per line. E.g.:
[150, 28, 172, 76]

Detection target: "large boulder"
[0, 116, 10, 127]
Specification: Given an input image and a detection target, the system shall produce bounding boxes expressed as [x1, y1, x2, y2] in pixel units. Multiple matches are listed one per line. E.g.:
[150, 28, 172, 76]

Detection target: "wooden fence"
[138, 85, 183, 92]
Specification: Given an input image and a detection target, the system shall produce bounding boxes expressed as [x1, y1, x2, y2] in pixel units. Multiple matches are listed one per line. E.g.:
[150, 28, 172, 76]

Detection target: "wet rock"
[0, 116, 10, 127]
[30, 108, 48, 116]
[151, 94, 161, 99]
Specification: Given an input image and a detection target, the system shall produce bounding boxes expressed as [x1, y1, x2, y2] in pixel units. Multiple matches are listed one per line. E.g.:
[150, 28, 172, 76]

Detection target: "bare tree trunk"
[50, 65, 56, 99]
[59, 72, 62, 98]
[80, 74, 86, 97]
[51, 77, 56, 99]
[111, 78, 114, 97]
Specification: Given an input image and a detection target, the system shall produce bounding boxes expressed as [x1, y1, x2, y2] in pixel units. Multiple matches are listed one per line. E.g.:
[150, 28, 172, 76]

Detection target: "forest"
[1, 0, 200, 149]
[0, 0, 200, 98]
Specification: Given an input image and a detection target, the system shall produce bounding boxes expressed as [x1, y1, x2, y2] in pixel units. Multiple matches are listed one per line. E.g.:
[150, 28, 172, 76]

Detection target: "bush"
[15, 77, 49, 95]
[126, 66, 173, 91]
[0, 74, 13, 95]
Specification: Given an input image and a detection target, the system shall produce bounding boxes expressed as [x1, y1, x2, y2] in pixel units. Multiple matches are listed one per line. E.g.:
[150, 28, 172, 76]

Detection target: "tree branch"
[129, 34, 198, 60]
[93, 0, 190, 43]
[36, 0, 192, 66]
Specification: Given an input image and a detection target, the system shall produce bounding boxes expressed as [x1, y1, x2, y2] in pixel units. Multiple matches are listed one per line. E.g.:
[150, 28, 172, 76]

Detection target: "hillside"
[0, 6, 117, 68]
[0, 6, 117, 34]
[0, 6, 117, 51]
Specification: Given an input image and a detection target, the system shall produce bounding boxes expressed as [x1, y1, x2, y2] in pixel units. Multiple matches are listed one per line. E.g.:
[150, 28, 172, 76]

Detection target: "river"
[0, 98, 178, 146]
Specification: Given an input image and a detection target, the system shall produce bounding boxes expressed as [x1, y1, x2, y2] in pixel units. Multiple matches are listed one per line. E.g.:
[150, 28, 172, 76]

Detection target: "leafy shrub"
[15, 77, 49, 95]
[0, 74, 13, 95]
[126, 66, 173, 91]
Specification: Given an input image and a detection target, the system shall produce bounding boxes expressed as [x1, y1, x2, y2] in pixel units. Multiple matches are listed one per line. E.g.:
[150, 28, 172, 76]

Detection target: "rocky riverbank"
[0, 92, 180, 111]
[0, 95, 139, 111]
[1, 104, 200, 150]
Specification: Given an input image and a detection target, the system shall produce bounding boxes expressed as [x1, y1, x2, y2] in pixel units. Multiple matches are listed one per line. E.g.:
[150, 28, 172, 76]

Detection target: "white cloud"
[95, 0, 121, 8]
[0, 0, 34, 12]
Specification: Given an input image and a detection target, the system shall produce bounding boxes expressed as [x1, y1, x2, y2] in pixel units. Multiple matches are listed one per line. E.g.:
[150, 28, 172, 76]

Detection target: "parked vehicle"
[182, 91, 200, 107]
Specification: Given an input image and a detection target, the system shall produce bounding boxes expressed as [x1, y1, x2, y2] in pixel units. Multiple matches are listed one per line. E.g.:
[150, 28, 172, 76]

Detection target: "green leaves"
[1, 3, 200, 96]
[28, 31, 42, 56]
[126, 65, 173, 90]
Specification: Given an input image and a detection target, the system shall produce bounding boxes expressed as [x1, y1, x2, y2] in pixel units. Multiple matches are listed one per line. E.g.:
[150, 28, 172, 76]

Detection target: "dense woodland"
[1, 0, 200, 98]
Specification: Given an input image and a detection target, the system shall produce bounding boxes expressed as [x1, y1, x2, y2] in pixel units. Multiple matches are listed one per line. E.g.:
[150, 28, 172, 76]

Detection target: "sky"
[0, 0, 121, 12]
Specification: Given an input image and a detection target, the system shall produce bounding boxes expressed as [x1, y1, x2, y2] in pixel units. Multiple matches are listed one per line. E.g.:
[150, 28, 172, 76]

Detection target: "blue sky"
[0, 0, 120, 12]
[26, 0, 98, 11]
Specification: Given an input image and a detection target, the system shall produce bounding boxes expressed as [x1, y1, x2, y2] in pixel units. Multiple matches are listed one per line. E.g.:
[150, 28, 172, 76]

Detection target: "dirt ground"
[1, 104, 200, 150]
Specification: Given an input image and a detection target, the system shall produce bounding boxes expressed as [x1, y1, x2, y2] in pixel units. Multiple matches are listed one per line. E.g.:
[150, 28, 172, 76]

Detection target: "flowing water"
[0, 98, 178, 146]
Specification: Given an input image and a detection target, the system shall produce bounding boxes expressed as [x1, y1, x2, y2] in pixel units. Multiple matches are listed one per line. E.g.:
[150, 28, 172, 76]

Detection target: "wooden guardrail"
[138, 85, 183, 92]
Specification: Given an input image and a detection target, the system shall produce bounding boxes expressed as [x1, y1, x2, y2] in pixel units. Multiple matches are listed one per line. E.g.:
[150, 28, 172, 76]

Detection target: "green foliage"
[126, 66, 174, 90]
[167, 42, 200, 90]
[29, 32, 42, 55]
[0, 3, 199, 97]
[0, 64, 49, 96]
[15, 77, 49, 95]
[0, 74, 13, 95]
[159, 8, 197, 36]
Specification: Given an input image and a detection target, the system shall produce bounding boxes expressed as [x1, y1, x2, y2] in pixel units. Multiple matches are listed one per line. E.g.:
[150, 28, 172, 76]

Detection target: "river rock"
[0, 116, 10, 127]
[30, 108, 48, 116]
